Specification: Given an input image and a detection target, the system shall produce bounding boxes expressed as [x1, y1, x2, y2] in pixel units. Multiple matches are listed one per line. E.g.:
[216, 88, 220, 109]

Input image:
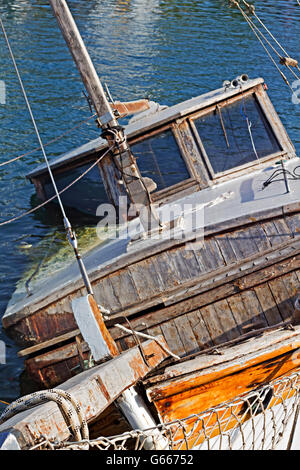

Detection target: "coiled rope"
[0, 388, 89, 442]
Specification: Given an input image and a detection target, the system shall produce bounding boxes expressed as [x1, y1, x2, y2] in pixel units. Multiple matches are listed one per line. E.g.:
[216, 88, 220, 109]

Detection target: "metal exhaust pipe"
[238, 74, 249, 83]
[231, 78, 240, 88]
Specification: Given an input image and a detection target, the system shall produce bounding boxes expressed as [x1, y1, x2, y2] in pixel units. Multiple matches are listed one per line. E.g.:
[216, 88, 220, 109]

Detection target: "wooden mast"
[48, 0, 160, 231]
[48, 1, 165, 432]
[49, 0, 115, 127]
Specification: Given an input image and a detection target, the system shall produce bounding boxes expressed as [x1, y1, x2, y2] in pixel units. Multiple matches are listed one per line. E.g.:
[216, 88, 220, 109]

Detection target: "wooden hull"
[3, 326, 300, 450]
[4, 76, 300, 390]
[144, 327, 300, 450]
[9, 205, 300, 389]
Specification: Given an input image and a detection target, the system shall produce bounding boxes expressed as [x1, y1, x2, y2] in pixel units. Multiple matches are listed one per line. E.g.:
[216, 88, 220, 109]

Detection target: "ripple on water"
[0, 0, 299, 400]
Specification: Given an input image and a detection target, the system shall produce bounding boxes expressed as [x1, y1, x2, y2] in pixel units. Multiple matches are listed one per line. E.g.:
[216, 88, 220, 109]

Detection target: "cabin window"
[131, 130, 190, 192]
[43, 163, 108, 216]
[193, 94, 281, 175]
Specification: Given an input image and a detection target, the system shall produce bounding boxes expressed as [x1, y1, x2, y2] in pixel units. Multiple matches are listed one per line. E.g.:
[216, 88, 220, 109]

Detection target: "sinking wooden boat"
[5, 73, 300, 387]
[2, 0, 300, 451]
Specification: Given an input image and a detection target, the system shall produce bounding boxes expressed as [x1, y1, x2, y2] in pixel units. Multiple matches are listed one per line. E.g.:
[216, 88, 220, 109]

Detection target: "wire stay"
[0, 15, 103, 295]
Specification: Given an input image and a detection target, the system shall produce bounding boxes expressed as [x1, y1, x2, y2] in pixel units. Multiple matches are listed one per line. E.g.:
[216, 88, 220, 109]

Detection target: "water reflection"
[0, 0, 299, 401]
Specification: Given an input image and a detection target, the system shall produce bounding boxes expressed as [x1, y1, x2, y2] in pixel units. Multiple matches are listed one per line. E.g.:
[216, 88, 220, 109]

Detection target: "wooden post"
[48, 0, 116, 128]
[72, 294, 119, 362]
[49, 0, 161, 232]
[116, 387, 169, 450]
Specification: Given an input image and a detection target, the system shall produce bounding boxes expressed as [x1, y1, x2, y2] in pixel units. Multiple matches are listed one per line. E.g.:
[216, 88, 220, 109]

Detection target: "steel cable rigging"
[0, 15, 108, 295]
[228, 0, 300, 93]
[0, 113, 97, 168]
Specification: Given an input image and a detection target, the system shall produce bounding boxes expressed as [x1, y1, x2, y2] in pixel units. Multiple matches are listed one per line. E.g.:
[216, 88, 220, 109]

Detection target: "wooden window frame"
[128, 123, 199, 200]
[188, 85, 294, 182]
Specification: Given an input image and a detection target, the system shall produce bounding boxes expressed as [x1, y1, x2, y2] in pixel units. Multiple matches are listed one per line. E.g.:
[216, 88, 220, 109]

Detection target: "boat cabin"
[27, 77, 295, 217]
[6, 75, 300, 393]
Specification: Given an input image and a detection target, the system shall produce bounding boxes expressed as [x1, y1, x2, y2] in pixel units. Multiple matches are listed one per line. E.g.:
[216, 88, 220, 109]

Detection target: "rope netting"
[32, 371, 300, 451]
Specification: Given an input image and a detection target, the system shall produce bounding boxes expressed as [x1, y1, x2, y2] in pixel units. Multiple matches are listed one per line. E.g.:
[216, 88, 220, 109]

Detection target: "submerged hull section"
[7, 198, 300, 388]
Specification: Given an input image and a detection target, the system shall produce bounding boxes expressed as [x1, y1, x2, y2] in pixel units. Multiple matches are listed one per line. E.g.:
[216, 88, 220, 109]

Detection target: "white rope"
[0, 389, 89, 442]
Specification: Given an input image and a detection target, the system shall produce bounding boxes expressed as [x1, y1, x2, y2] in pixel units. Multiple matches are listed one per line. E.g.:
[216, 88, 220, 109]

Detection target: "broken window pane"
[132, 130, 190, 191]
[43, 163, 107, 216]
[194, 94, 281, 174]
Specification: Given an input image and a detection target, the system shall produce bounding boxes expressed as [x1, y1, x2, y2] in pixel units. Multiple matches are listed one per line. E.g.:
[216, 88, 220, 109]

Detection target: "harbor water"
[0, 0, 299, 403]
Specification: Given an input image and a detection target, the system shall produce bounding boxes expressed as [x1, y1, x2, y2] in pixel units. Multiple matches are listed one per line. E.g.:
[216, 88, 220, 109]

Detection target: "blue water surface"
[0, 0, 299, 402]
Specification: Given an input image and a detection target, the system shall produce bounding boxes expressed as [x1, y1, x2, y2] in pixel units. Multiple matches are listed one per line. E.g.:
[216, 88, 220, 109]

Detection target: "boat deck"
[4, 157, 300, 327]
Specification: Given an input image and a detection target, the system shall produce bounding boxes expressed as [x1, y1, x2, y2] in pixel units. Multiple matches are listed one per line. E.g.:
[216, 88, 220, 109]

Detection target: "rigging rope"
[239, 7, 300, 82]
[244, 15, 300, 82]
[0, 16, 114, 295]
[0, 143, 114, 227]
[228, 0, 300, 92]
[0, 113, 97, 168]
[0, 16, 68, 223]
[241, 0, 298, 65]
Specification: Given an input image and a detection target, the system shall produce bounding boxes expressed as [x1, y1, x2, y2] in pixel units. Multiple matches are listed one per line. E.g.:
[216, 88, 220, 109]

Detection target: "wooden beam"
[48, 0, 160, 227]
[18, 329, 81, 358]
[108, 250, 300, 341]
[48, 0, 116, 126]
[145, 328, 300, 421]
[0, 337, 170, 448]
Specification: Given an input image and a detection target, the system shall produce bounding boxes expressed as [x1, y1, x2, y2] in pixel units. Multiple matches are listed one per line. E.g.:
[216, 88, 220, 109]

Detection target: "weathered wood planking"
[9, 209, 300, 389]
[20, 259, 300, 384]
[145, 328, 300, 424]
[110, 264, 300, 346]
[0, 337, 169, 448]
[20, 263, 300, 360]
[25, 263, 300, 389]
[113, 270, 299, 357]
[9, 213, 300, 347]
[253, 284, 282, 325]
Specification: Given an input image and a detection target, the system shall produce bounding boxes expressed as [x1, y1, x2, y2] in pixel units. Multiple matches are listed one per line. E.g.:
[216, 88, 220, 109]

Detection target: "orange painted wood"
[89, 295, 119, 357]
[166, 381, 300, 450]
[146, 335, 300, 423]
